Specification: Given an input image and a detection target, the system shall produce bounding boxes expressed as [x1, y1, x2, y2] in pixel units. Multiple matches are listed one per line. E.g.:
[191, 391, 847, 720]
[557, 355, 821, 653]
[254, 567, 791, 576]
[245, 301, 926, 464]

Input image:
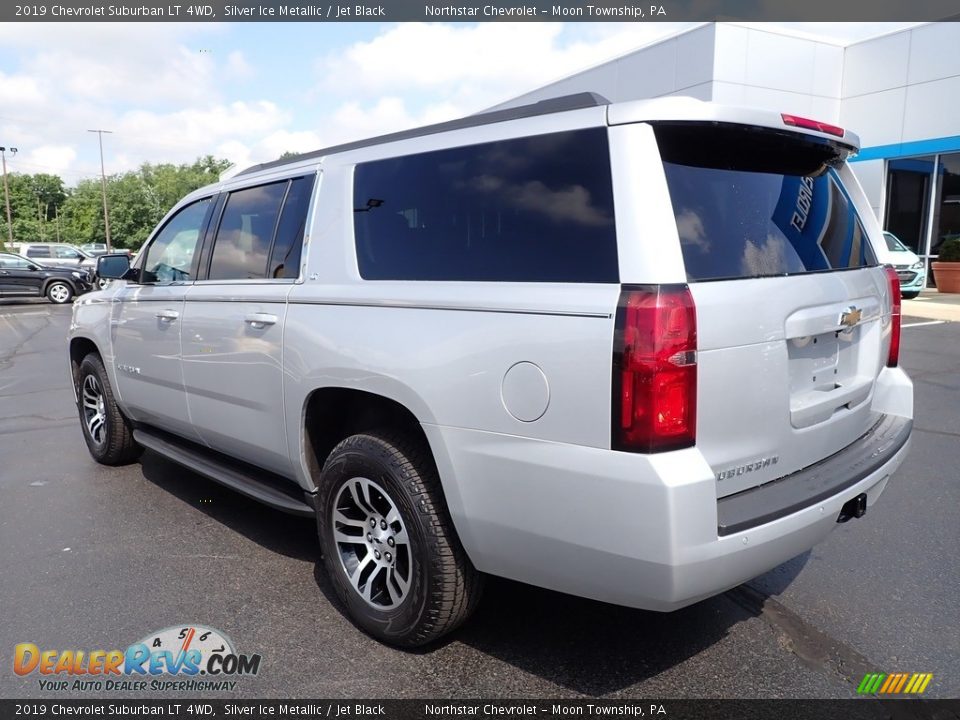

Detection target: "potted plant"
[932, 237, 960, 293]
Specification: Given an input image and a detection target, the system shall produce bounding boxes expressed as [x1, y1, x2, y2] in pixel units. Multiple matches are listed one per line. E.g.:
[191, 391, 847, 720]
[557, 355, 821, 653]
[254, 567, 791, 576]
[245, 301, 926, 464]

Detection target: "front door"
[110, 197, 213, 440]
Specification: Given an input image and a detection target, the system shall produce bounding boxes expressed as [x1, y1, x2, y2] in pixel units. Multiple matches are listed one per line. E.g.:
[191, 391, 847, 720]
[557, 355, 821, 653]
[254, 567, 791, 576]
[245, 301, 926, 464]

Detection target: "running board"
[133, 429, 315, 517]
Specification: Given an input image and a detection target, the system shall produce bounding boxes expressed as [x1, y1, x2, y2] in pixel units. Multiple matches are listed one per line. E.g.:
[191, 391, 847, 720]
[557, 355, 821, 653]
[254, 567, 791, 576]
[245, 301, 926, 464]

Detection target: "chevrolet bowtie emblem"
[840, 307, 862, 328]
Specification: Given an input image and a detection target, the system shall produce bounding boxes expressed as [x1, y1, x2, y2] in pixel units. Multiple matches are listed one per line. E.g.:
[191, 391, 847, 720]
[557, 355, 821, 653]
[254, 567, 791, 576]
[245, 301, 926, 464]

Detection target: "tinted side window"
[142, 198, 212, 284]
[268, 175, 315, 279]
[54, 246, 82, 259]
[353, 128, 618, 282]
[0, 255, 32, 269]
[26, 247, 50, 258]
[209, 182, 286, 280]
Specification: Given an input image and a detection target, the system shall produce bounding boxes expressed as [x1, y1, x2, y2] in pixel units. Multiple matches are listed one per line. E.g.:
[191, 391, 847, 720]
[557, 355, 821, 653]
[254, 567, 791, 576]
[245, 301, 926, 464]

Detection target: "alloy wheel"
[81, 374, 107, 446]
[331, 477, 412, 610]
[49, 283, 70, 303]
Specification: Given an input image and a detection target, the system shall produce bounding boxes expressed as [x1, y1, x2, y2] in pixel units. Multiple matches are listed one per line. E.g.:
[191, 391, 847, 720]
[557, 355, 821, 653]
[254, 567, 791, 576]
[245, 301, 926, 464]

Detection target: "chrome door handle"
[244, 313, 278, 328]
[155, 310, 179, 321]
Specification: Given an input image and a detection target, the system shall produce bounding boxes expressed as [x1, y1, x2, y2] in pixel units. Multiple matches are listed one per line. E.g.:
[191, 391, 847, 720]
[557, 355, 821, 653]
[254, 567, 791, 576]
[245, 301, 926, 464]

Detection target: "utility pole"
[88, 129, 113, 251]
[0, 146, 17, 248]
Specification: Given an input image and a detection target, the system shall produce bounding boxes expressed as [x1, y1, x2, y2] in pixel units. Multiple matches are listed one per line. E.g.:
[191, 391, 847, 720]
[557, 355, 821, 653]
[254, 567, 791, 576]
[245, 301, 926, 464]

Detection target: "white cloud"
[25, 145, 77, 176]
[225, 50, 254, 80]
[111, 101, 288, 167]
[0, 72, 46, 107]
[316, 23, 682, 113]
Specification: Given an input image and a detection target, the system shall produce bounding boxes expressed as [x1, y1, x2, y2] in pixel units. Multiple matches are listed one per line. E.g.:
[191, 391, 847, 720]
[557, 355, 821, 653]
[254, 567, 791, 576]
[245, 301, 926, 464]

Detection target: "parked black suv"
[0, 252, 93, 303]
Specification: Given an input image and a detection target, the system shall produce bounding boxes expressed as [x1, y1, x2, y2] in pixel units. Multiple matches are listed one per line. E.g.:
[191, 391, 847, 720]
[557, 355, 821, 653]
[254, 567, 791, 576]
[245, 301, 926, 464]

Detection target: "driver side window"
[142, 198, 212, 284]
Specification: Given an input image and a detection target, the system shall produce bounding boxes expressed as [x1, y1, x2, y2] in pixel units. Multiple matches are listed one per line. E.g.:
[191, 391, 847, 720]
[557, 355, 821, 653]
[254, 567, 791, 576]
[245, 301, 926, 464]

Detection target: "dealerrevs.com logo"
[14, 625, 262, 692]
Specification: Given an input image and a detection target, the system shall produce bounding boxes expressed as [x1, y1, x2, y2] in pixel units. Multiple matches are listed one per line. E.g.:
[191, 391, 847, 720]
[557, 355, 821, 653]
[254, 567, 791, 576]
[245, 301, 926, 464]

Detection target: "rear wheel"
[46, 281, 73, 304]
[76, 354, 141, 465]
[316, 431, 482, 647]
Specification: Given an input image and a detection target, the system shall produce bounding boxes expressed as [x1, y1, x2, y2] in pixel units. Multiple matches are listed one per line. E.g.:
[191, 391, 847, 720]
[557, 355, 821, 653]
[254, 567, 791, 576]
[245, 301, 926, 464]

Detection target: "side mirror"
[97, 253, 132, 280]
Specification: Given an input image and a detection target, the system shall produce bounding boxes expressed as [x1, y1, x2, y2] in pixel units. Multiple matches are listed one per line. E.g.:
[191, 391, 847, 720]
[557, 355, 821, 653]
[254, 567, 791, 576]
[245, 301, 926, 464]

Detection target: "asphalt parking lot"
[1, 299, 957, 700]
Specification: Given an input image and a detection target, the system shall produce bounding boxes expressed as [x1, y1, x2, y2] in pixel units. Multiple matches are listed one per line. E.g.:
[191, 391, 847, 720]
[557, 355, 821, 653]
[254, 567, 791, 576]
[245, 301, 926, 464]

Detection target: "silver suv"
[17, 242, 98, 274]
[68, 94, 913, 647]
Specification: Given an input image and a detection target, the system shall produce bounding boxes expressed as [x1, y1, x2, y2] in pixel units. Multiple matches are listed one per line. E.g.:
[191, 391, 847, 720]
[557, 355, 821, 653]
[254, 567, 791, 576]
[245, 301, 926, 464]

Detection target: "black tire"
[76, 353, 142, 465]
[316, 431, 482, 647]
[46, 280, 74, 304]
[902, 291, 920, 300]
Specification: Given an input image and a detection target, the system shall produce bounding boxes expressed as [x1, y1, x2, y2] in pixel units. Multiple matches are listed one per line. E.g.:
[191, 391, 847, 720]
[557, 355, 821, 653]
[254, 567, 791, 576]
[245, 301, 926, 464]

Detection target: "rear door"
[181, 174, 315, 476]
[0, 255, 42, 295]
[652, 122, 895, 498]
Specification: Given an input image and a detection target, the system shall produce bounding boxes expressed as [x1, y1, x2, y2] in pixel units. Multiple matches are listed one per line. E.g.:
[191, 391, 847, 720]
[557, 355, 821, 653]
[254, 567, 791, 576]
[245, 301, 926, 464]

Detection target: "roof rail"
[234, 92, 611, 178]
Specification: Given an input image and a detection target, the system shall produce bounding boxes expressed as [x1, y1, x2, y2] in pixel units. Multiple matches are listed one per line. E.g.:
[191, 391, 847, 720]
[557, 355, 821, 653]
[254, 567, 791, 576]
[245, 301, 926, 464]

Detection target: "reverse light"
[884, 266, 901, 367]
[781, 113, 845, 138]
[612, 285, 697, 453]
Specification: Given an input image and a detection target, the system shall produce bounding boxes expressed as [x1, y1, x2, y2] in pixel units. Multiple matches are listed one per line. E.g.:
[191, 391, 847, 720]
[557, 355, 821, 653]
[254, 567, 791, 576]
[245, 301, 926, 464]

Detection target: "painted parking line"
[0, 311, 50, 318]
[902, 320, 947, 328]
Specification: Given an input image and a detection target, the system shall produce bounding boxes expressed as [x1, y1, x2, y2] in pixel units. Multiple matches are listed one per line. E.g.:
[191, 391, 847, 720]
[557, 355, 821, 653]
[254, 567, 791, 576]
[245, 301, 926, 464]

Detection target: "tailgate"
[653, 122, 895, 498]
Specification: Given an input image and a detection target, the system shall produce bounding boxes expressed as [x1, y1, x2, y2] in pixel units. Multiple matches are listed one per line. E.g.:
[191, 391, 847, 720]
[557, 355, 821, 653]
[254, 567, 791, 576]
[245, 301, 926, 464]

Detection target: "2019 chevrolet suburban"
[68, 94, 913, 647]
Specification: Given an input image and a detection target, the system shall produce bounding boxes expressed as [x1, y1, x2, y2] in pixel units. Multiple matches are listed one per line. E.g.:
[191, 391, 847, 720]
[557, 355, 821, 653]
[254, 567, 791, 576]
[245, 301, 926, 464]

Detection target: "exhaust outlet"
[837, 493, 868, 523]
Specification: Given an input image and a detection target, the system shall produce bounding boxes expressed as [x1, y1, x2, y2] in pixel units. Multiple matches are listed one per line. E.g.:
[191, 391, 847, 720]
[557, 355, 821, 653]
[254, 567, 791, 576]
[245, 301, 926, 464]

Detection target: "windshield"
[884, 232, 910, 252]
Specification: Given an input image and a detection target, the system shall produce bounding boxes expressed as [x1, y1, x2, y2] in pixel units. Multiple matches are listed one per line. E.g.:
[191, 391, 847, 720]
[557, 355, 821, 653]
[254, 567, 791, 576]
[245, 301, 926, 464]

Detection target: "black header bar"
[1, 700, 958, 720]
[4, 1, 960, 22]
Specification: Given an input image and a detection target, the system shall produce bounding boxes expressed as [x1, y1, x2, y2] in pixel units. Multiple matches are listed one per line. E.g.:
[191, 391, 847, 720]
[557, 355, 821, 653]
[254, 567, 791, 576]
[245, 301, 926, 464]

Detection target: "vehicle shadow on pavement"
[139, 451, 319, 563]
[448, 556, 810, 695]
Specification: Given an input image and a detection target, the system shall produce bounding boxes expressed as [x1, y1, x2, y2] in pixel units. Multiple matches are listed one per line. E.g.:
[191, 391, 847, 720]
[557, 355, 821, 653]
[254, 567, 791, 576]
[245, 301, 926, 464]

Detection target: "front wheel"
[76, 354, 141, 465]
[316, 431, 482, 647]
[46, 281, 74, 304]
[902, 291, 920, 300]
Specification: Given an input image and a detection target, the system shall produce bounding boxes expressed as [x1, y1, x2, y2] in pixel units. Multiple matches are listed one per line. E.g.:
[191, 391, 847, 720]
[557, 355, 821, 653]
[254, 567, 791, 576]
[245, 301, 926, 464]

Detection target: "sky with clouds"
[0, 21, 918, 185]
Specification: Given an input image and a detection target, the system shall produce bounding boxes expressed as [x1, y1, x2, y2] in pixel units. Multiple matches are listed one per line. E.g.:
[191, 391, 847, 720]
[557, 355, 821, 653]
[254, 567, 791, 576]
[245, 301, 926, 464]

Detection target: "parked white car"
[883, 231, 926, 299]
[69, 94, 913, 646]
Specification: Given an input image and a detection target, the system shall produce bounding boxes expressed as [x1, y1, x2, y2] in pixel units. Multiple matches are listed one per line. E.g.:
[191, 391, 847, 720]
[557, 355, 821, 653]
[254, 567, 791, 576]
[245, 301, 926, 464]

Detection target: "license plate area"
[788, 326, 869, 428]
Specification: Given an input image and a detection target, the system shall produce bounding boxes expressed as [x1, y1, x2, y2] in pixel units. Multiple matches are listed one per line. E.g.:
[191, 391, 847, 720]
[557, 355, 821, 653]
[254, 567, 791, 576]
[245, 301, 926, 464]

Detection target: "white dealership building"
[497, 22, 960, 282]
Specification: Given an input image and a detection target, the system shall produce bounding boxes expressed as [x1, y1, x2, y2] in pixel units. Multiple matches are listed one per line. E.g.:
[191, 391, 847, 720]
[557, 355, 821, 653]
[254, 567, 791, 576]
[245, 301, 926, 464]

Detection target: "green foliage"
[0, 156, 231, 250]
[938, 237, 960, 263]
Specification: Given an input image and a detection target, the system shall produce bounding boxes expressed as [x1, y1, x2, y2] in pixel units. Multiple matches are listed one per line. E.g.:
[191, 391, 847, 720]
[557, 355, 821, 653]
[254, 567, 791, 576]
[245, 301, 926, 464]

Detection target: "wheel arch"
[68, 336, 101, 400]
[301, 387, 437, 491]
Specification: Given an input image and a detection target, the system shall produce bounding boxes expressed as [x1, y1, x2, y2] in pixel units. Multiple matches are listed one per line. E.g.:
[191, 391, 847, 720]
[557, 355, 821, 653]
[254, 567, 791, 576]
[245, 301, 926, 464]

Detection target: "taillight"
[781, 113, 845, 138]
[885, 265, 901, 367]
[612, 285, 697, 453]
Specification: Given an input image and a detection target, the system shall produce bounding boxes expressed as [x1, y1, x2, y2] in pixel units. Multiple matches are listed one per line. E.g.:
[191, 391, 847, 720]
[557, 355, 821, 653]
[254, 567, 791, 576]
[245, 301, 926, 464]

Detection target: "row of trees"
[0, 156, 232, 252]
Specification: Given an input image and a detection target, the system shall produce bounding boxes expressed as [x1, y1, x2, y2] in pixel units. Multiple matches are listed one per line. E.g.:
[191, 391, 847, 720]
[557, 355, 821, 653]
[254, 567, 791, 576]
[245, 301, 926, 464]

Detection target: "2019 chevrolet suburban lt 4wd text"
[68, 94, 913, 647]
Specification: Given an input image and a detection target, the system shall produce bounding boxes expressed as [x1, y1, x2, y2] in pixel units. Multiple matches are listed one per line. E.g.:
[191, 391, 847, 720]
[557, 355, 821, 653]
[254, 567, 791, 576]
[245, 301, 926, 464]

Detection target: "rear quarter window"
[655, 123, 876, 282]
[352, 128, 618, 283]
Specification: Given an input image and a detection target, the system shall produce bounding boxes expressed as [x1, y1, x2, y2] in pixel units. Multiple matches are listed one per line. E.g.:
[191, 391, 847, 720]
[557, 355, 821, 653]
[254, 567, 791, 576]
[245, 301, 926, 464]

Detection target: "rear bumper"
[426, 413, 912, 612]
[717, 413, 911, 536]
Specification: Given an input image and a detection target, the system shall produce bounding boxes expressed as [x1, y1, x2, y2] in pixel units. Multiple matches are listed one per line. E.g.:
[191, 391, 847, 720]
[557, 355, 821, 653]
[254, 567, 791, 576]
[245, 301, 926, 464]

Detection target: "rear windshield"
[655, 123, 876, 282]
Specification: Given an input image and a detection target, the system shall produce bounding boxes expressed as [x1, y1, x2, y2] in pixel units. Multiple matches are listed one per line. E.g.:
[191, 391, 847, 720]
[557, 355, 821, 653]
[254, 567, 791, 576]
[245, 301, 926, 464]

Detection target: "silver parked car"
[68, 94, 913, 647]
